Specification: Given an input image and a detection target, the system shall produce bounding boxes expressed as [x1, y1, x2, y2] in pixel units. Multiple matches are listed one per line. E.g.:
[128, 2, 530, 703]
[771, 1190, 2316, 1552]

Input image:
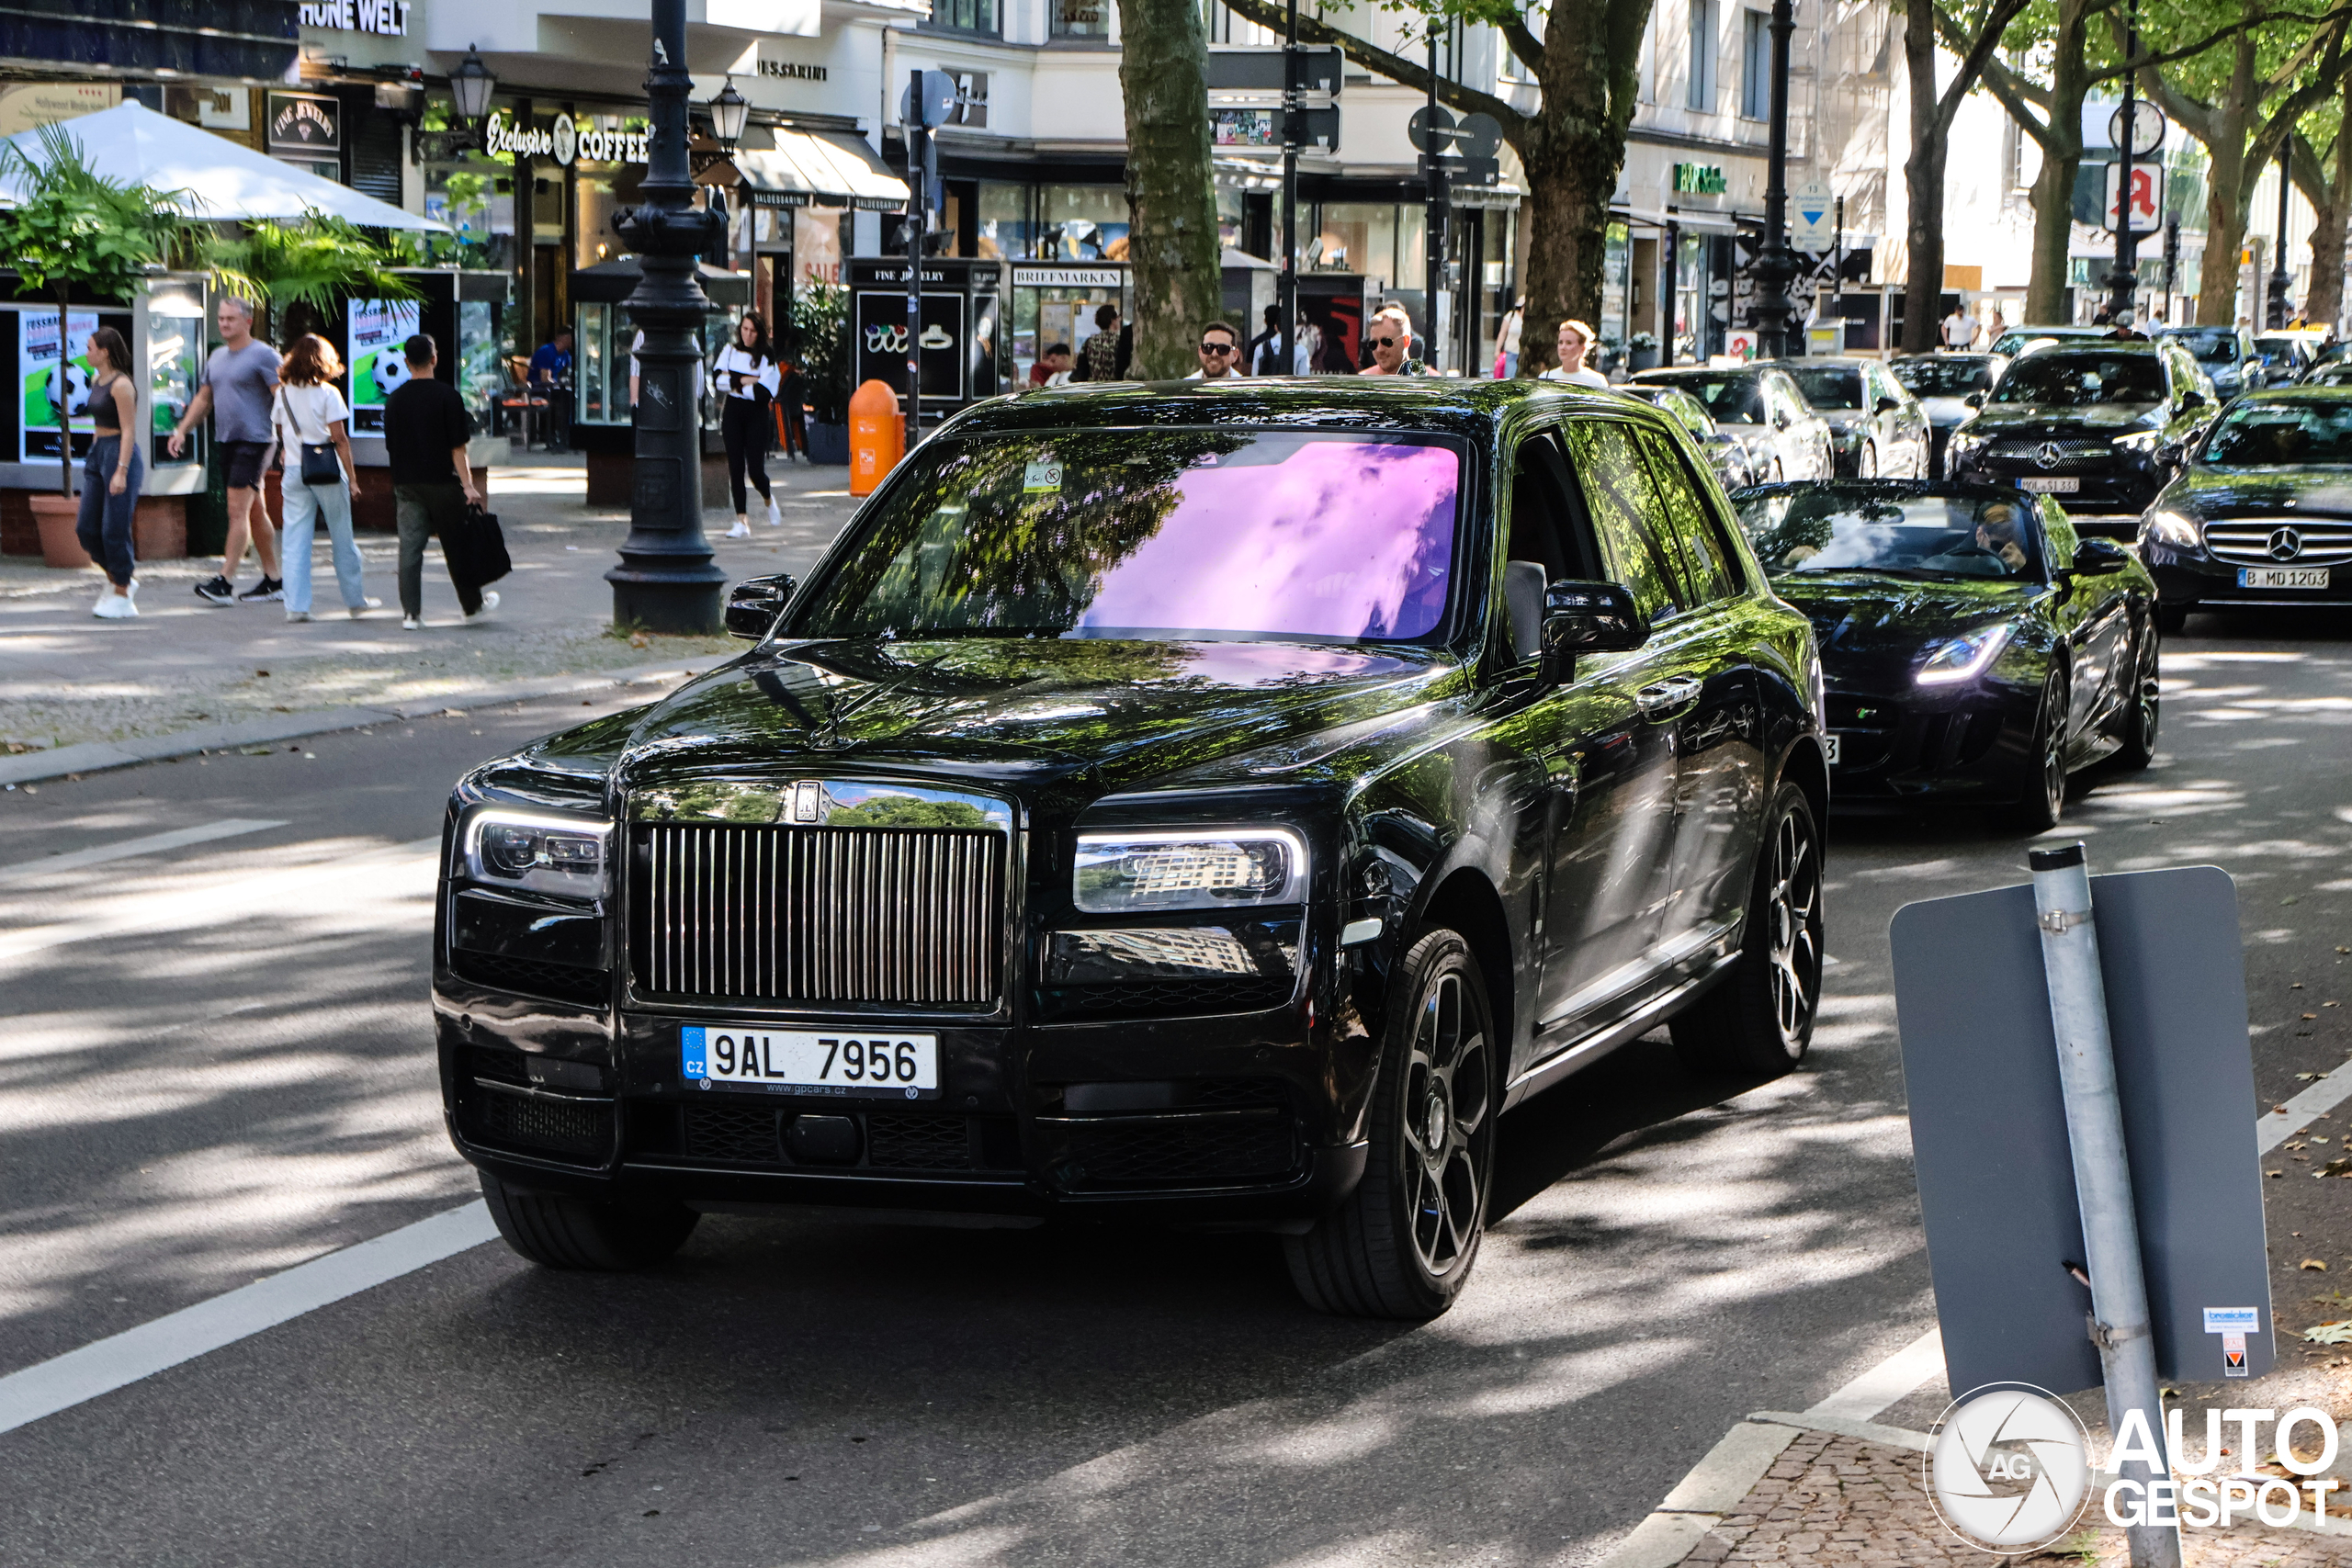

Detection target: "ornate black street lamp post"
[2104, 0, 2142, 323]
[2268, 144, 2295, 329]
[1747, 0, 1800, 358]
[606, 0, 726, 633]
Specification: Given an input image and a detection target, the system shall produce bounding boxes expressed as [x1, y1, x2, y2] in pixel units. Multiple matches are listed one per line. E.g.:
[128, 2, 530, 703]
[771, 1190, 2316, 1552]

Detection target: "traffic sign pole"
[1423, 35, 1445, 373]
[1280, 0, 1297, 375]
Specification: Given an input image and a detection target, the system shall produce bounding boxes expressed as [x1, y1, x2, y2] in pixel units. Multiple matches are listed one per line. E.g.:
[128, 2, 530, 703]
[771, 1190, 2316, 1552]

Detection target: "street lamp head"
[710, 78, 749, 151]
[450, 48, 496, 127]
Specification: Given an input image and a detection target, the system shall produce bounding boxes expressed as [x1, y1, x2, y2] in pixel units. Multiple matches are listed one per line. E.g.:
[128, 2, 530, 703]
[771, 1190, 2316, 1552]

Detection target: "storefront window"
[574, 161, 645, 270]
[1042, 185, 1128, 260]
[1601, 220, 1630, 362]
[1314, 202, 1397, 282]
[929, 0, 1000, 34]
[977, 181, 1032, 260]
[1051, 0, 1110, 36]
[795, 208, 843, 286]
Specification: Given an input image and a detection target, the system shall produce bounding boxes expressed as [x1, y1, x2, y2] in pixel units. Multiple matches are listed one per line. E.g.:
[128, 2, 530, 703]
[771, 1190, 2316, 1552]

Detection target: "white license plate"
[1824, 733, 1843, 764]
[682, 1025, 940, 1099]
[2238, 567, 2331, 589]
[2018, 477, 2079, 493]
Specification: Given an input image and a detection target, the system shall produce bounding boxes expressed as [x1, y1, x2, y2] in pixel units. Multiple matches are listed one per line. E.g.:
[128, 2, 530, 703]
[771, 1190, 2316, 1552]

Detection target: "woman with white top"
[713, 311, 782, 538]
[270, 333, 378, 622]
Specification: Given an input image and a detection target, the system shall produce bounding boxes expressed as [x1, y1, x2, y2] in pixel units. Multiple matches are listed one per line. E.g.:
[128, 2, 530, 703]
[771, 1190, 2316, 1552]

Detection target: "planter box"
[29, 493, 86, 568]
[1629, 347, 1660, 372]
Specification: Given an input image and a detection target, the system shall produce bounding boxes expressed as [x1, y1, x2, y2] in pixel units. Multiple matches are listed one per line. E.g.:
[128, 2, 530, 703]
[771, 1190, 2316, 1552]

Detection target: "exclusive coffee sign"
[266, 93, 339, 155]
[484, 111, 649, 166]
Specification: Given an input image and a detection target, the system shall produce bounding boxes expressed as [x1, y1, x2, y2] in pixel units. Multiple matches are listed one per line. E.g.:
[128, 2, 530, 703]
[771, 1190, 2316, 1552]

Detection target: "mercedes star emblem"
[2035, 442, 2064, 470]
[2268, 526, 2303, 561]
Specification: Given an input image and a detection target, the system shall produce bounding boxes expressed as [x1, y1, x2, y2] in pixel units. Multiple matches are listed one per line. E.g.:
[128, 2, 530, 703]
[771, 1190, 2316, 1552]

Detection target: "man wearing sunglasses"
[1187, 321, 1243, 379]
[1359, 307, 1428, 376]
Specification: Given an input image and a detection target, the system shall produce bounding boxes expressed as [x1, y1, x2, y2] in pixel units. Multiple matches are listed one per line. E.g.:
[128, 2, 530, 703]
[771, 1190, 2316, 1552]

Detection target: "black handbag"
[449, 502, 512, 589]
[278, 388, 344, 486]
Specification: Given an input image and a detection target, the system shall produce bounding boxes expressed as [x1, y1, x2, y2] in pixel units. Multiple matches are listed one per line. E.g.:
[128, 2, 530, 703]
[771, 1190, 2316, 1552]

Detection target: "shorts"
[220, 440, 273, 490]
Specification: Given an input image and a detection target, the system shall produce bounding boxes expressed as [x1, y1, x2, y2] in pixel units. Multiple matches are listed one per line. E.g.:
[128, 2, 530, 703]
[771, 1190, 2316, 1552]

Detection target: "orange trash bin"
[848, 379, 903, 496]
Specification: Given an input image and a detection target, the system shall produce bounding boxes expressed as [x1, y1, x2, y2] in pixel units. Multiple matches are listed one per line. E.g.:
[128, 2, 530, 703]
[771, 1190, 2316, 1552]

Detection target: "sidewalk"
[0, 454, 860, 754]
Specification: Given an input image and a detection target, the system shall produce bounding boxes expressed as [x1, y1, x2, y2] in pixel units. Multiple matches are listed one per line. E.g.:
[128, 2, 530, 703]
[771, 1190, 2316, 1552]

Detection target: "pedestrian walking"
[270, 333, 379, 623]
[1247, 304, 1283, 377]
[383, 333, 494, 630]
[1540, 320, 1610, 388]
[712, 311, 781, 538]
[1941, 303, 1976, 352]
[1497, 298, 1525, 378]
[165, 297, 284, 605]
[78, 325, 141, 620]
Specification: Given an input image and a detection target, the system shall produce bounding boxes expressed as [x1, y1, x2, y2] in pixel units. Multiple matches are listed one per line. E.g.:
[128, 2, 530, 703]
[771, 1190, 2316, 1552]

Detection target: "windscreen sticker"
[1023, 459, 1064, 493]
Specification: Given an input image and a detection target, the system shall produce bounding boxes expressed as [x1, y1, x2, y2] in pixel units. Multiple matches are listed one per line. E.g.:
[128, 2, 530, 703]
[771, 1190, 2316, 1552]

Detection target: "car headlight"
[2111, 429, 2165, 454]
[2143, 509, 2201, 549]
[1073, 829, 1308, 914]
[459, 808, 613, 897]
[1917, 623, 2016, 687]
[1946, 430, 1986, 463]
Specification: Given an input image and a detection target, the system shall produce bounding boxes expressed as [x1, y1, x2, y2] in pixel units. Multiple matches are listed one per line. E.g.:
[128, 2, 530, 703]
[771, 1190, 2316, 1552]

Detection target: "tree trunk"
[2195, 37, 2259, 325]
[2304, 82, 2352, 331]
[1516, 139, 1610, 378]
[2025, 0, 2093, 324]
[1518, 6, 1645, 378]
[1116, 0, 1224, 379]
[1902, 6, 1946, 354]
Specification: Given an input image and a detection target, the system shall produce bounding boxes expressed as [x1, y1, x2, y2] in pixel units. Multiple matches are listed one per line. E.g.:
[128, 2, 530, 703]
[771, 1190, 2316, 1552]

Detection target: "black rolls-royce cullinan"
[1733, 480, 2159, 829]
[435, 379, 1828, 1320]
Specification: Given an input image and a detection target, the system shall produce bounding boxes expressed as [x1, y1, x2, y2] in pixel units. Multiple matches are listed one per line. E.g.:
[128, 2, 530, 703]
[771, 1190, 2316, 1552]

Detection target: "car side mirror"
[2070, 539, 2130, 576]
[725, 573, 797, 638]
[1962, 390, 1985, 409]
[1873, 396, 1900, 415]
[2177, 389, 2207, 411]
[1540, 580, 1649, 682]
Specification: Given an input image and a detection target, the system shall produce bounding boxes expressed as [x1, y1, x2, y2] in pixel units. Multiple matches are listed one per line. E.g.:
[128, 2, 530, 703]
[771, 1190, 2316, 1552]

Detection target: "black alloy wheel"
[2113, 626, 2161, 772]
[1672, 781, 1826, 1077]
[2010, 669, 2070, 831]
[1286, 928, 1496, 1320]
[480, 1170, 700, 1270]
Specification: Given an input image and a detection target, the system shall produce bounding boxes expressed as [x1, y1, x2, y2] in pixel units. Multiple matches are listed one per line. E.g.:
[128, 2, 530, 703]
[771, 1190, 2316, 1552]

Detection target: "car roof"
[944, 376, 1640, 443]
[1766, 357, 1872, 369]
[1634, 365, 1780, 384]
[1891, 352, 1999, 363]
[2234, 384, 2352, 401]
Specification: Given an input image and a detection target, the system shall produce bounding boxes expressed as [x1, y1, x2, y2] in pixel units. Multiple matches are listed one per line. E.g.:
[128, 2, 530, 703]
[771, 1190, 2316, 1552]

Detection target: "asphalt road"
[1, 606, 2347, 1568]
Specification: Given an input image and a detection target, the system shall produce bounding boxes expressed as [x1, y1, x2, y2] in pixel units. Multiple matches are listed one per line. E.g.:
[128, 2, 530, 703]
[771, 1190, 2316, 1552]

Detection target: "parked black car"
[2155, 324, 2264, 398]
[1943, 340, 2219, 533]
[1888, 353, 2007, 478]
[1770, 358, 1934, 479]
[2138, 386, 2352, 631]
[1616, 382, 1757, 490]
[1733, 481, 2159, 828]
[434, 380, 1829, 1320]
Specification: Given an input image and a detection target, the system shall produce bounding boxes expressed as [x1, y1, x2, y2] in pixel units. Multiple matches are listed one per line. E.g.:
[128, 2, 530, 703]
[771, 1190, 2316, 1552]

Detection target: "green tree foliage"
[1116, 0, 1226, 378]
[201, 212, 418, 344]
[1901, 0, 2036, 353]
[1216, 0, 1649, 378]
[2288, 74, 2352, 322]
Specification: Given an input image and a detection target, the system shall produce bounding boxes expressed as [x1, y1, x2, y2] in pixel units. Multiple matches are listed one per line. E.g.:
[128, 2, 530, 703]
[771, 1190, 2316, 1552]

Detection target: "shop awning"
[729, 130, 910, 214]
[0, 100, 445, 231]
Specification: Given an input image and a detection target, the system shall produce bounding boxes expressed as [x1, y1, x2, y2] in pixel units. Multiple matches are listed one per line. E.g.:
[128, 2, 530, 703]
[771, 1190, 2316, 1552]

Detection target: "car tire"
[2157, 603, 2191, 636]
[1285, 928, 1497, 1321]
[2009, 670, 2070, 831]
[1670, 782, 1826, 1079]
[480, 1169, 700, 1270]
[2113, 627, 2161, 772]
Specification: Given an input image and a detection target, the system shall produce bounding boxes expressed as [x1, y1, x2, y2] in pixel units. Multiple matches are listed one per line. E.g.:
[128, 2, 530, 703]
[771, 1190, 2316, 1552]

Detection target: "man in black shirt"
[384, 333, 493, 629]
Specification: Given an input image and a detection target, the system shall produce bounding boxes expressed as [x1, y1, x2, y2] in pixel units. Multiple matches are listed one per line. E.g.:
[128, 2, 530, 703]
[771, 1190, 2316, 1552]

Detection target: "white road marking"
[0, 818, 287, 886]
[1801, 1325, 1946, 1421]
[2257, 1052, 2352, 1153]
[0, 1201, 496, 1438]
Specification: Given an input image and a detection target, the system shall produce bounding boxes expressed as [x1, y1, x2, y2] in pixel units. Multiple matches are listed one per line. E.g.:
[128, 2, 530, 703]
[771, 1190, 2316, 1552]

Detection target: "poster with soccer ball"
[346, 299, 422, 433]
[20, 310, 97, 461]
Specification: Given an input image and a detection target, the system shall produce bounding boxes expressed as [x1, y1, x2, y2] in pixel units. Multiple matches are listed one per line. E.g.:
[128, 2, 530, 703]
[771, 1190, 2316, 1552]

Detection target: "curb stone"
[0, 655, 737, 789]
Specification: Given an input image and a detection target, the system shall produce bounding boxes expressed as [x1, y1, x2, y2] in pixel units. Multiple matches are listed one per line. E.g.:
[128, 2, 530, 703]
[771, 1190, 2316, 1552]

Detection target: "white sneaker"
[349, 597, 382, 620]
[285, 609, 312, 623]
[764, 498, 782, 527]
[401, 616, 423, 630]
[725, 520, 752, 538]
[466, 591, 500, 621]
[93, 593, 136, 619]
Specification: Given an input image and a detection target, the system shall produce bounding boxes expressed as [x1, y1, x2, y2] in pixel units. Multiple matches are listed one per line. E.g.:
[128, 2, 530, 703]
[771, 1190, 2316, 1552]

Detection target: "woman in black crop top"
[76, 325, 143, 619]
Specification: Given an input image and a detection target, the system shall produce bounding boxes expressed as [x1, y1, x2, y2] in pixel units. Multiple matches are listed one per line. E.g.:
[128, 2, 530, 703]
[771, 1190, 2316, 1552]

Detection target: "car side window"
[1507, 430, 1589, 581]
[1634, 427, 1740, 605]
[1563, 420, 1684, 621]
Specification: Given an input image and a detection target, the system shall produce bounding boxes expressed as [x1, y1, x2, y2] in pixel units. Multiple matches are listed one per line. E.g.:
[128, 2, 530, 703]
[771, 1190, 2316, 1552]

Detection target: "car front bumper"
[1820, 679, 2042, 806]
[2142, 543, 2352, 610]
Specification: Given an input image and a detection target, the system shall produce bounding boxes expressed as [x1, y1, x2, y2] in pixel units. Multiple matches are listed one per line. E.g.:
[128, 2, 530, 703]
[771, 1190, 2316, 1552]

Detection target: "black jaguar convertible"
[1733, 481, 2160, 827]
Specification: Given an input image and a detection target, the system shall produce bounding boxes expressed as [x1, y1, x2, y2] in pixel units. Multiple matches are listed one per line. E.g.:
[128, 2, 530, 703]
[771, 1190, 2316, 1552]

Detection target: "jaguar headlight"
[459, 808, 612, 897]
[2143, 509, 2201, 549]
[1073, 829, 1308, 914]
[1917, 622, 2016, 687]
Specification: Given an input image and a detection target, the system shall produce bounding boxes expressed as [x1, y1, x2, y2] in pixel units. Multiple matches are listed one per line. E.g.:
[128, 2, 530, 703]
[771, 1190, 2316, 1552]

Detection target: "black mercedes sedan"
[2138, 387, 2352, 630]
[1944, 339, 2219, 533]
[1733, 481, 2159, 828]
[434, 379, 1828, 1320]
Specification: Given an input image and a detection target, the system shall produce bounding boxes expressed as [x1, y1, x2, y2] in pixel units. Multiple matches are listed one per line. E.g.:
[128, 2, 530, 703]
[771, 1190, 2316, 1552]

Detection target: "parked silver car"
[1889, 353, 2007, 477]
[1631, 366, 1835, 483]
[1615, 383, 1757, 491]
[1769, 358, 1933, 479]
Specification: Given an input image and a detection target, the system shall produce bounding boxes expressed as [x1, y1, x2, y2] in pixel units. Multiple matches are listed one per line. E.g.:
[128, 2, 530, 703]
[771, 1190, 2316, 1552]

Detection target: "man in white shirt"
[1186, 321, 1243, 379]
[1942, 305, 1976, 351]
[1540, 320, 1610, 388]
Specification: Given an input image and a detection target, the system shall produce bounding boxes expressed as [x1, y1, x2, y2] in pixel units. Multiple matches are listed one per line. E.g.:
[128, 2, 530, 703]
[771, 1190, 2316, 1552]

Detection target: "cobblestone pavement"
[0, 457, 858, 749]
[1685, 1430, 2347, 1567]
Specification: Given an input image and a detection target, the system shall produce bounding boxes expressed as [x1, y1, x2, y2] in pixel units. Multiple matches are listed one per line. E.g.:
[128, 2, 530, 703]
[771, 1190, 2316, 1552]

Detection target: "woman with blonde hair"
[270, 333, 378, 622]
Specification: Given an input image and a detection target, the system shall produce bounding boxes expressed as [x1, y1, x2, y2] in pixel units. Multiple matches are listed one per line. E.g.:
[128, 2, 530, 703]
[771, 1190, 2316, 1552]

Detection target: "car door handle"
[1635, 676, 1702, 720]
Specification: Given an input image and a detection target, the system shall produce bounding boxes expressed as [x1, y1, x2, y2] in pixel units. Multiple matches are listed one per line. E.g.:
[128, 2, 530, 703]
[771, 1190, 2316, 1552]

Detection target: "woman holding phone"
[712, 310, 781, 538]
[271, 333, 379, 622]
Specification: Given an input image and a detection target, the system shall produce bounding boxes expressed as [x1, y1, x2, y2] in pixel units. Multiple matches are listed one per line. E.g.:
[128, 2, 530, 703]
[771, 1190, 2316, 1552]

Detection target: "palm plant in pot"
[789, 281, 852, 465]
[203, 213, 417, 345]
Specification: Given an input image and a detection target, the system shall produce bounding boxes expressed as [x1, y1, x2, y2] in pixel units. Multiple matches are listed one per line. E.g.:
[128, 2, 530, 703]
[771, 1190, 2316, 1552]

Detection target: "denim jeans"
[280, 475, 367, 613]
[75, 438, 141, 588]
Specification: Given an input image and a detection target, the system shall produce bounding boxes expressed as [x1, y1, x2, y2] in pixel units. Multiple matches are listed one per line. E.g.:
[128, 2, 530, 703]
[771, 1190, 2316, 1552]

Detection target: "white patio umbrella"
[0, 100, 446, 230]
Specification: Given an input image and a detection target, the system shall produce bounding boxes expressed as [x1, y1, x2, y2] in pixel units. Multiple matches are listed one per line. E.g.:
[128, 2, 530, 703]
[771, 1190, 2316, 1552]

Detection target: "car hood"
[1768, 573, 2038, 685]
[583, 637, 1461, 804]
[2167, 465, 2352, 516]
[1967, 401, 2162, 434]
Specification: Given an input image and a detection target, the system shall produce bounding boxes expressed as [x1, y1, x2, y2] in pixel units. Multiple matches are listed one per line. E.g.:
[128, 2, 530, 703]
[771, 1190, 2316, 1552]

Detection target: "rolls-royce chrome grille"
[634, 825, 1008, 1005]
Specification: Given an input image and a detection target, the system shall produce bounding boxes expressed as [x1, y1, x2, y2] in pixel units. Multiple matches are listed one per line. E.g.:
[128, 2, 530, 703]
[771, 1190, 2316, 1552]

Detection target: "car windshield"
[1734, 490, 2044, 581]
[1892, 359, 1994, 397]
[1648, 374, 1766, 423]
[1781, 367, 1865, 410]
[2162, 328, 2239, 364]
[2253, 337, 2305, 367]
[2199, 400, 2352, 466]
[788, 428, 1464, 645]
[1625, 389, 1713, 434]
[1991, 352, 2166, 406]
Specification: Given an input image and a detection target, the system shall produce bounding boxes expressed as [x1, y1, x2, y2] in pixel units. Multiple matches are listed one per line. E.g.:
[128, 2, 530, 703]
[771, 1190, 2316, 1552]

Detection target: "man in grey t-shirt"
[165, 297, 285, 604]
